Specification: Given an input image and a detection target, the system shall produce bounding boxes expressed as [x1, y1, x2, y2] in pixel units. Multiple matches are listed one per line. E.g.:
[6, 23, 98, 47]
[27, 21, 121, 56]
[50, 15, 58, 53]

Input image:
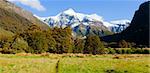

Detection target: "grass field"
[0, 54, 149, 73]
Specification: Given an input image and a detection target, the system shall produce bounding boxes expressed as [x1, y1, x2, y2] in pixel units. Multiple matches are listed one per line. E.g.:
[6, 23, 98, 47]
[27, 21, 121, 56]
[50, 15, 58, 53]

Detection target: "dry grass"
[0, 54, 149, 73]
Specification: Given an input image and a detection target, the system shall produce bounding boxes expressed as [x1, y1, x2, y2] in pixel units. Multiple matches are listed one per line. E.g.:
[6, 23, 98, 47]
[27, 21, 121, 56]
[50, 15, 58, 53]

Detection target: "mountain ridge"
[35, 8, 130, 34]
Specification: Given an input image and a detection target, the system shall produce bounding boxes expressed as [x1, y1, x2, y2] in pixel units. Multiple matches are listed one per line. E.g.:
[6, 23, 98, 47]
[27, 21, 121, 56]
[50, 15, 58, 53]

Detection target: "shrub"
[118, 40, 128, 48]
[108, 48, 116, 54]
[115, 49, 122, 54]
[142, 48, 150, 54]
[11, 37, 29, 53]
[98, 48, 109, 54]
[126, 49, 133, 54]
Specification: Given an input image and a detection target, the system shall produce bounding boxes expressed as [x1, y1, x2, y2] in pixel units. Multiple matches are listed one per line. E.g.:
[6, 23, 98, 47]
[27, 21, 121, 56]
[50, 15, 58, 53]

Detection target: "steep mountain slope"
[0, 7, 32, 33]
[102, 1, 149, 47]
[121, 1, 149, 47]
[0, 0, 48, 31]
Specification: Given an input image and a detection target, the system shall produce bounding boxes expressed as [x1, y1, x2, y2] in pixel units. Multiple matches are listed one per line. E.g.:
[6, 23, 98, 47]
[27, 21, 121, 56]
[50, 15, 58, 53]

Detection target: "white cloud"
[8, 0, 46, 11]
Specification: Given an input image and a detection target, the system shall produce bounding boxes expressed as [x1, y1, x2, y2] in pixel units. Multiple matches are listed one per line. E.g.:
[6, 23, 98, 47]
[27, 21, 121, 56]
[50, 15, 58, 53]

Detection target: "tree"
[52, 27, 73, 53]
[63, 27, 74, 53]
[22, 25, 49, 53]
[73, 38, 84, 53]
[118, 40, 128, 48]
[44, 29, 56, 53]
[0, 33, 29, 54]
[11, 37, 29, 53]
[84, 35, 104, 54]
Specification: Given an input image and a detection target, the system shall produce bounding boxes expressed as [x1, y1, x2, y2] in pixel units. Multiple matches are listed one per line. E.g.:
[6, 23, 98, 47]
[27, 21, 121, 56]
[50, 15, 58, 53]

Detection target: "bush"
[142, 48, 150, 54]
[126, 49, 133, 54]
[98, 48, 109, 54]
[108, 48, 116, 54]
[11, 37, 29, 53]
[118, 40, 128, 48]
[115, 49, 122, 54]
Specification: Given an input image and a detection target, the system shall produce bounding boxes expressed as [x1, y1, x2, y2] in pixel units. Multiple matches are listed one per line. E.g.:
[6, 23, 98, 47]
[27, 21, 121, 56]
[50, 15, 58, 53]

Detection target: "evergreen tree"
[23, 25, 48, 53]
[44, 29, 56, 53]
[73, 38, 84, 53]
[52, 27, 73, 53]
[84, 35, 104, 54]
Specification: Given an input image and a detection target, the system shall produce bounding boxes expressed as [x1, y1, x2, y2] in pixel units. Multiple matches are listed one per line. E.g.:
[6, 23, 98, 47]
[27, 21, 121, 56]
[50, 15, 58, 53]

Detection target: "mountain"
[36, 8, 105, 28]
[121, 1, 149, 47]
[0, 0, 48, 33]
[36, 8, 112, 37]
[109, 19, 130, 33]
[36, 8, 130, 37]
[102, 1, 149, 47]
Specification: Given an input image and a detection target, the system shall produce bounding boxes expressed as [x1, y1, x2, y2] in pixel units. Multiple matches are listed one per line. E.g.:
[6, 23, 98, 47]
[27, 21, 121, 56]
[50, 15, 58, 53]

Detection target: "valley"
[0, 0, 149, 73]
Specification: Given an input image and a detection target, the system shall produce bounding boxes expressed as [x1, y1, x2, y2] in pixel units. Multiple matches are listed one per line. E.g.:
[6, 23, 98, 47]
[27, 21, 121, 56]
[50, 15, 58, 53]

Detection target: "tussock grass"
[0, 54, 149, 73]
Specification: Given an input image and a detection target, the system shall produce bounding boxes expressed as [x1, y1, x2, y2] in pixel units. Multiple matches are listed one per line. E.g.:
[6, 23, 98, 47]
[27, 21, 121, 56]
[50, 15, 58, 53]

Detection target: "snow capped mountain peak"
[110, 19, 130, 25]
[63, 8, 76, 15]
[35, 8, 131, 33]
[87, 14, 103, 21]
[108, 19, 131, 33]
[61, 8, 103, 22]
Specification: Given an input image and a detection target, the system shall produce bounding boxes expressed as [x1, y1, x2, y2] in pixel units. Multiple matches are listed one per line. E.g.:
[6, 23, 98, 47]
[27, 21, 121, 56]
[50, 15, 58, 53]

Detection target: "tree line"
[0, 25, 149, 54]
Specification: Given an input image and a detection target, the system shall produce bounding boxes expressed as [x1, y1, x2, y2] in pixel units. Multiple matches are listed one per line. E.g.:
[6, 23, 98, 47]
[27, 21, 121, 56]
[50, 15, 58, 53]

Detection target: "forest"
[0, 25, 149, 54]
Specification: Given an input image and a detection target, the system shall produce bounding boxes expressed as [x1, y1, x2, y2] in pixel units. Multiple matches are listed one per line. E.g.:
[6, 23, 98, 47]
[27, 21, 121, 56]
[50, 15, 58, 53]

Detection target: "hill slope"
[102, 1, 150, 47]
[0, 0, 48, 33]
[121, 1, 149, 47]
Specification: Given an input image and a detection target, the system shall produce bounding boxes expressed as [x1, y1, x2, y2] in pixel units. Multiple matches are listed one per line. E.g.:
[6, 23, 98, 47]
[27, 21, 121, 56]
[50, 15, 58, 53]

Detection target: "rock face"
[121, 1, 149, 47]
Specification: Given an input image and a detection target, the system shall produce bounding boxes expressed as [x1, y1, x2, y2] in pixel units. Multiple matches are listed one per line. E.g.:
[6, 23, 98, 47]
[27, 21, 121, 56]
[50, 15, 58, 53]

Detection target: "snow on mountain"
[35, 8, 130, 34]
[110, 19, 130, 25]
[63, 8, 76, 15]
[109, 19, 131, 33]
[36, 8, 105, 28]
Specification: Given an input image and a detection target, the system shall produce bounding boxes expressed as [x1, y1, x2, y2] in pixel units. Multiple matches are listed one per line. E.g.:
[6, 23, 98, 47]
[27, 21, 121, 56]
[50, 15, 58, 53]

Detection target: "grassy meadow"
[0, 54, 149, 73]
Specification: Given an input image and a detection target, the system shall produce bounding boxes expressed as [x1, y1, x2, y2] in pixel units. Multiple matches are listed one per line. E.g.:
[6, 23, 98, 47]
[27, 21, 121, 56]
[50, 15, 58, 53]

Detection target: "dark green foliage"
[108, 48, 116, 54]
[142, 49, 150, 54]
[115, 49, 123, 54]
[52, 27, 73, 53]
[11, 37, 28, 53]
[84, 35, 105, 54]
[44, 29, 56, 53]
[0, 34, 29, 54]
[73, 38, 84, 53]
[126, 49, 133, 54]
[22, 25, 48, 53]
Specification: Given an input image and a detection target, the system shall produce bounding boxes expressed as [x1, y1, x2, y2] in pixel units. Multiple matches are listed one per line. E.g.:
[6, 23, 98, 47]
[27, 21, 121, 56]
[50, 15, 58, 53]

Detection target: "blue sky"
[9, 0, 146, 21]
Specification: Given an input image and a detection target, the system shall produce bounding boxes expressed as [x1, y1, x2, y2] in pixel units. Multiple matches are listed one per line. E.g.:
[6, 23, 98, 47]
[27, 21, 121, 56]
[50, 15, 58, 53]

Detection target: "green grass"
[58, 55, 150, 73]
[0, 54, 149, 73]
[0, 54, 58, 73]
